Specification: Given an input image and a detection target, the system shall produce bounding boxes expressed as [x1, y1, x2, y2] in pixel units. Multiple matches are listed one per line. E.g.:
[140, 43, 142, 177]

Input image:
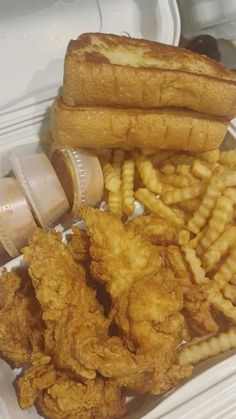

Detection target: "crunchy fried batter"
[79, 207, 191, 394]
[17, 351, 125, 419]
[23, 228, 150, 385]
[127, 214, 179, 245]
[0, 269, 43, 366]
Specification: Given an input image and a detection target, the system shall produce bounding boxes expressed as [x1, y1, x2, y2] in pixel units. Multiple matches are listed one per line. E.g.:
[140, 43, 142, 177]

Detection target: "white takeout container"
[1, 1, 236, 419]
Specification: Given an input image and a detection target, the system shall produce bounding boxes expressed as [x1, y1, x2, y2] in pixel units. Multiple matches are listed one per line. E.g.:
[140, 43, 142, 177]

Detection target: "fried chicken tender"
[23, 228, 149, 384]
[67, 226, 90, 262]
[184, 283, 220, 335]
[127, 214, 179, 245]
[0, 269, 42, 366]
[79, 207, 192, 393]
[17, 351, 125, 419]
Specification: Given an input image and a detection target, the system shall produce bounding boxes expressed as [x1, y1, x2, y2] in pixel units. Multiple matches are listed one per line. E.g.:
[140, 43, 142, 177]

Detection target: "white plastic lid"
[10, 152, 70, 228]
[49, 145, 104, 217]
[0, 178, 37, 257]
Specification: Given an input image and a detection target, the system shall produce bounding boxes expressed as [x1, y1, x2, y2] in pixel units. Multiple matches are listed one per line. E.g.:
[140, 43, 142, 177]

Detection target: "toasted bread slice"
[63, 33, 236, 119]
[51, 98, 228, 152]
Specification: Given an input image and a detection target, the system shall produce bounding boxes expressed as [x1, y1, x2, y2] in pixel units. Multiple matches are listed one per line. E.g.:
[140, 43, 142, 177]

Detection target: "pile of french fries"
[100, 147, 236, 366]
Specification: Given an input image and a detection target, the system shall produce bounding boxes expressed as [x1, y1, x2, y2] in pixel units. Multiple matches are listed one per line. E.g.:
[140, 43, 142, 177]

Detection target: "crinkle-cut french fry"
[197, 196, 234, 255]
[161, 174, 199, 188]
[178, 327, 236, 365]
[223, 284, 236, 305]
[162, 183, 206, 205]
[208, 290, 236, 322]
[102, 161, 121, 193]
[108, 190, 122, 216]
[187, 170, 226, 234]
[112, 148, 126, 176]
[219, 150, 236, 166]
[150, 151, 175, 167]
[121, 159, 135, 216]
[182, 246, 209, 284]
[107, 149, 125, 215]
[176, 164, 191, 176]
[161, 183, 176, 194]
[159, 161, 176, 175]
[192, 160, 212, 180]
[170, 154, 195, 166]
[178, 230, 191, 246]
[135, 188, 184, 227]
[178, 197, 201, 214]
[133, 150, 162, 194]
[223, 187, 236, 203]
[141, 147, 156, 156]
[212, 246, 236, 291]
[198, 149, 220, 163]
[202, 226, 236, 271]
[225, 171, 236, 188]
[189, 227, 207, 249]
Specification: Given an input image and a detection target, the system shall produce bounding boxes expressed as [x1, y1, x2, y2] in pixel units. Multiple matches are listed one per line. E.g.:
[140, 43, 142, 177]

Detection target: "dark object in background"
[185, 34, 221, 62]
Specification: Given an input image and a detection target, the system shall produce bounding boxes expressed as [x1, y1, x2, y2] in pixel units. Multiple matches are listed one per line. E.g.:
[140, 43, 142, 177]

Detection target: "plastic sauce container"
[49, 145, 104, 217]
[0, 178, 37, 257]
[10, 152, 70, 228]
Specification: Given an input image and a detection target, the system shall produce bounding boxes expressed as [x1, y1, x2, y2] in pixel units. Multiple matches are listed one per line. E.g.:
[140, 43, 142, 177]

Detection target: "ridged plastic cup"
[0, 178, 37, 257]
[10, 152, 70, 228]
[49, 145, 104, 217]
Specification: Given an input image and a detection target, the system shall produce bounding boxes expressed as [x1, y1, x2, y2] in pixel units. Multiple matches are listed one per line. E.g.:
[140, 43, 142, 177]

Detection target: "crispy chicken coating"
[0, 269, 42, 366]
[79, 207, 192, 393]
[17, 351, 125, 419]
[23, 229, 150, 384]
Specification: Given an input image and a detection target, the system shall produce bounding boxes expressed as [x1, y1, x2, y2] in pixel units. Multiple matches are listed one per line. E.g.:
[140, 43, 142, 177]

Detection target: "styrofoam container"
[2, 1, 236, 419]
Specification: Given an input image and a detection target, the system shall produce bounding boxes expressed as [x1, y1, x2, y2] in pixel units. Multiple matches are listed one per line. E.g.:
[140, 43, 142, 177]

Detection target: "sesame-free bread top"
[63, 33, 236, 118]
[51, 97, 228, 152]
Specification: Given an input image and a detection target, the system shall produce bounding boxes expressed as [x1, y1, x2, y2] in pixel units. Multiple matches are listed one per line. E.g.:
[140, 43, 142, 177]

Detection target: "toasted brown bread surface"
[50, 98, 228, 152]
[63, 33, 236, 118]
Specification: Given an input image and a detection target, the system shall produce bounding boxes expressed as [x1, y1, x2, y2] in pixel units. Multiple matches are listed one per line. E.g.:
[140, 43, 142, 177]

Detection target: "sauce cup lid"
[49, 145, 104, 217]
[10, 152, 70, 228]
[0, 178, 37, 257]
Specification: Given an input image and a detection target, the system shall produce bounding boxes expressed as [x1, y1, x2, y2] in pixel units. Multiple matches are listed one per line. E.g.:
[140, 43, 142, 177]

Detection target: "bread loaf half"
[51, 98, 228, 152]
[63, 33, 236, 119]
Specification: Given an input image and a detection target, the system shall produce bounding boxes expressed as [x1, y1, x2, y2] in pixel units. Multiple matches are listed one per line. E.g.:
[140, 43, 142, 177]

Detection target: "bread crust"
[51, 98, 228, 152]
[62, 33, 236, 118]
[63, 60, 236, 118]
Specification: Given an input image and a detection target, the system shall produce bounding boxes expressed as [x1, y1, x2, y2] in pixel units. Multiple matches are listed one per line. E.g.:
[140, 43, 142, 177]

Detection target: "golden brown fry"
[187, 170, 225, 234]
[161, 174, 199, 188]
[192, 160, 212, 180]
[223, 284, 236, 305]
[198, 149, 220, 163]
[197, 195, 234, 255]
[135, 188, 184, 227]
[102, 161, 121, 193]
[202, 225, 236, 271]
[133, 150, 162, 194]
[150, 151, 175, 167]
[178, 230, 191, 246]
[121, 158, 135, 215]
[162, 183, 206, 205]
[159, 161, 176, 175]
[179, 327, 236, 366]
[212, 246, 236, 291]
[182, 246, 209, 285]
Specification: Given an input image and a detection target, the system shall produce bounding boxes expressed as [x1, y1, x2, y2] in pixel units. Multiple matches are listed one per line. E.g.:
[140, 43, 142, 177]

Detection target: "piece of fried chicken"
[0, 269, 43, 367]
[127, 214, 179, 245]
[23, 228, 150, 385]
[79, 207, 192, 394]
[17, 351, 125, 419]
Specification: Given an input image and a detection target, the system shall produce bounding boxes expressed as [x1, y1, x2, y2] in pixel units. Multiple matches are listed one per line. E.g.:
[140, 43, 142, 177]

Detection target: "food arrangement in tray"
[2, 32, 236, 418]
